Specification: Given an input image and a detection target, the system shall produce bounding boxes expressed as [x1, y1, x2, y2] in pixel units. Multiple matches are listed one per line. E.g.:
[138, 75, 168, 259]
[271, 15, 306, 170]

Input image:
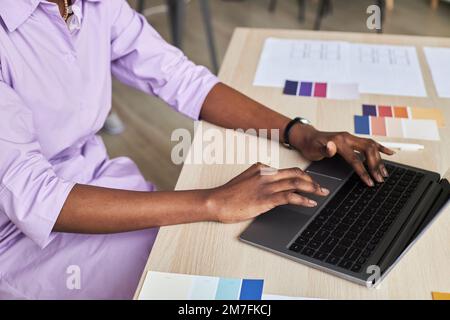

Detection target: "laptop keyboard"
[288, 164, 424, 273]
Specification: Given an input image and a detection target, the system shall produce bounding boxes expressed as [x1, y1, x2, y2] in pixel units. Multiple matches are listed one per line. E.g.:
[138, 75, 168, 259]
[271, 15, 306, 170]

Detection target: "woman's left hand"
[290, 125, 395, 187]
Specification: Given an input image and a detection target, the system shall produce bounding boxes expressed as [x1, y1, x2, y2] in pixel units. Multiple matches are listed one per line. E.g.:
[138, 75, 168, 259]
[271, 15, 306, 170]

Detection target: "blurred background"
[105, 0, 450, 191]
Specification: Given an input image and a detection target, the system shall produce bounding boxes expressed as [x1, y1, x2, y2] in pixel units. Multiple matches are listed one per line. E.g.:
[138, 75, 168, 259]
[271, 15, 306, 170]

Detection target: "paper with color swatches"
[138, 271, 264, 300]
[354, 115, 440, 141]
[362, 104, 445, 127]
[283, 80, 360, 100]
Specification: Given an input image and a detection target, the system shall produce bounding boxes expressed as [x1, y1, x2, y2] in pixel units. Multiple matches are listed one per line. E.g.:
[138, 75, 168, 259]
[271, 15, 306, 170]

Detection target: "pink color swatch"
[370, 116, 387, 136]
[314, 83, 327, 98]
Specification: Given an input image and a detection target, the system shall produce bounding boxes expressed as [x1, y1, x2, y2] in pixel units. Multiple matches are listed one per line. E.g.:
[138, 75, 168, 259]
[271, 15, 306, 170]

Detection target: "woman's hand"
[206, 163, 330, 224]
[290, 125, 395, 187]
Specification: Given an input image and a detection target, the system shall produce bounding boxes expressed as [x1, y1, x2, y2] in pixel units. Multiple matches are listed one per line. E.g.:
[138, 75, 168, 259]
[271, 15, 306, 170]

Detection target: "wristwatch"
[283, 117, 312, 149]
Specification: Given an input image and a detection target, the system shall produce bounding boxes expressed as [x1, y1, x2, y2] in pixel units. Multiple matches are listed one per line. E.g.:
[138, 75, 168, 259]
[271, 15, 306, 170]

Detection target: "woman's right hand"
[206, 163, 330, 224]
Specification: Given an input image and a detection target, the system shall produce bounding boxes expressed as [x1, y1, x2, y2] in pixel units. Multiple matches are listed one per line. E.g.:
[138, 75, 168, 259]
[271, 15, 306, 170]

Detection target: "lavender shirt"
[0, 0, 218, 299]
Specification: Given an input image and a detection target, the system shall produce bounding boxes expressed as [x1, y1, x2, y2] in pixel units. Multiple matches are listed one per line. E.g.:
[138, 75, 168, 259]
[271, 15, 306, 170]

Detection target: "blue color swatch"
[299, 82, 313, 96]
[354, 115, 370, 135]
[215, 278, 242, 300]
[283, 80, 299, 95]
[239, 279, 264, 300]
[362, 104, 377, 116]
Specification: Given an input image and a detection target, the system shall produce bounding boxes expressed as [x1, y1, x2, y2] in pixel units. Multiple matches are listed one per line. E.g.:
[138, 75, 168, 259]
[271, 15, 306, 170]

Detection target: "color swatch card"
[284, 80, 360, 100]
[138, 271, 264, 300]
[354, 115, 440, 141]
[362, 104, 445, 127]
[432, 292, 450, 300]
[424, 47, 450, 98]
[254, 38, 427, 97]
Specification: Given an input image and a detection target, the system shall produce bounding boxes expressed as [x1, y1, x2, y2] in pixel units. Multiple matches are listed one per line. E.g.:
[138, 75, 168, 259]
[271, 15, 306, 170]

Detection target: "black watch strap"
[283, 117, 302, 149]
[283, 117, 311, 149]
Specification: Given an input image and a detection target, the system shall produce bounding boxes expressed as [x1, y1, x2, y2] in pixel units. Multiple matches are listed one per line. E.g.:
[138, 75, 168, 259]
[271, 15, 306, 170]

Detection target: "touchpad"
[306, 155, 354, 180]
[283, 158, 352, 217]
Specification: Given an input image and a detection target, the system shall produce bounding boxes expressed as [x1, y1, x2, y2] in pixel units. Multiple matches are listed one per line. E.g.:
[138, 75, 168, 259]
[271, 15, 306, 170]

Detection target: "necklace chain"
[62, 0, 70, 21]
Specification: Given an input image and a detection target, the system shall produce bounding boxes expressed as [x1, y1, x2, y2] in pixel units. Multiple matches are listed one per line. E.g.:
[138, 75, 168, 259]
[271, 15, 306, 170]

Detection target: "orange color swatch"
[394, 106, 409, 118]
[432, 292, 450, 300]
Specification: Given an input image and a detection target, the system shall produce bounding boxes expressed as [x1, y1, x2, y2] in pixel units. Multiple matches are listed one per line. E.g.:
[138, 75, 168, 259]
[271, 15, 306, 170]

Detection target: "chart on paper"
[253, 38, 352, 87]
[254, 38, 427, 97]
[349, 43, 427, 97]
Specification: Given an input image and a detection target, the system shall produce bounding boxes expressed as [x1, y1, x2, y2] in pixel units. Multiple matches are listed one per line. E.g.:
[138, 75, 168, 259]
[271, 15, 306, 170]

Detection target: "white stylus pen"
[381, 142, 425, 151]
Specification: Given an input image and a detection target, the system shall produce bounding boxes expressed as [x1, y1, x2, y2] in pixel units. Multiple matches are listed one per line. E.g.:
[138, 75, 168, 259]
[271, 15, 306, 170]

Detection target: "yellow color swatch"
[432, 292, 450, 300]
[411, 107, 445, 128]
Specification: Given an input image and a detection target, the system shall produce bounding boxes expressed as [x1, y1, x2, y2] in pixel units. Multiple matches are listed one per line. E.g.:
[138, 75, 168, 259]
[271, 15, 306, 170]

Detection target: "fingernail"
[367, 179, 374, 187]
[382, 167, 389, 177]
[321, 187, 330, 195]
[309, 200, 318, 207]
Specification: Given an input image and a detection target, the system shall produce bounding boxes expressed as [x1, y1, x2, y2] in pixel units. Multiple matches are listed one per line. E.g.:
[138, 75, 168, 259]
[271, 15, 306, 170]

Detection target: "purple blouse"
[0, 0, 218, 299]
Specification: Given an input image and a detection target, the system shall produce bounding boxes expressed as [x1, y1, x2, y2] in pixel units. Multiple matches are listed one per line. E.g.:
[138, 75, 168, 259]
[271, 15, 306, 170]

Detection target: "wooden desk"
[135, 29, 450, 300]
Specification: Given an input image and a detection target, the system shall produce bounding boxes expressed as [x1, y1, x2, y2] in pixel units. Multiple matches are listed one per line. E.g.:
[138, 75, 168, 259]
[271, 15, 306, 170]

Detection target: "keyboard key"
[344, 231, 358, 240]
[302, 247, 315, 257]
[289, 243, 303, 252]
[302, 229, 315, 238]
[358, 232, 372, 242]
[326, 255, 340, 265]
[320, 237, 339, 253]
[308, 240, 321, 250]
[342, 216, 356, 225]
[323, 222, 335, 231]
[351, 264, 362, 273]
[361, 250, 372, 258]
[328, 217, 340, 225]
[350, 225, 364, 234]
[332, 246, 348, 258]
[313, 230, 330, 242]
[295, 236, 309, 246]
[339, 238, 353, 247]
[357, 257, 367, 265]
[338, 259, 353, 270]
[313, 251, 328, 261]
[353, 239, 367, 249]
[333, 210, 347, 218]
[345, 248, 361, 261]
[331, 229, 345, 238]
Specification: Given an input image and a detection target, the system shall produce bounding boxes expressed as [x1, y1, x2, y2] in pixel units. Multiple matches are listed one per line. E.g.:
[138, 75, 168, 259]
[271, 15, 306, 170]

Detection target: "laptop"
[240, 156, 450, 287]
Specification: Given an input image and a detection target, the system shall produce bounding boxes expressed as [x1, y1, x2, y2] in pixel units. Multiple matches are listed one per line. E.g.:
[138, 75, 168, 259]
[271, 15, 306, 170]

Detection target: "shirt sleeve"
[0, 79, 75, 249]
[109, 0, 219, 120]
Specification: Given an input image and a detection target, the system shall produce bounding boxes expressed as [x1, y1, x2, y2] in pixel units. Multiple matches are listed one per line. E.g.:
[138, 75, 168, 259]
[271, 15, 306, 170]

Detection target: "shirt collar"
[0, 0, 101, 32]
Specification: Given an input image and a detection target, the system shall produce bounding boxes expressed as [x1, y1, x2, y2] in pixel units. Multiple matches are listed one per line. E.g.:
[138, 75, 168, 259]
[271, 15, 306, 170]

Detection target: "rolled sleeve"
[0, 80, 76, 249]
[109, 0, 219, 120]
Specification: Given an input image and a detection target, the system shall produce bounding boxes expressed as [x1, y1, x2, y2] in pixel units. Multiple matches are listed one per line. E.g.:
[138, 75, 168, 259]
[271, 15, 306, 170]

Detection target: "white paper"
[424, 47, 450, 98]
[253, 38, 352, 87]
[401, 119, 440, 141]
[254, 38, 427, 97]
[327, 82, 360, 100]
[262, 294, 321, 300]
[349, 43, 427, 97]
[139, 271, 194, 300]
